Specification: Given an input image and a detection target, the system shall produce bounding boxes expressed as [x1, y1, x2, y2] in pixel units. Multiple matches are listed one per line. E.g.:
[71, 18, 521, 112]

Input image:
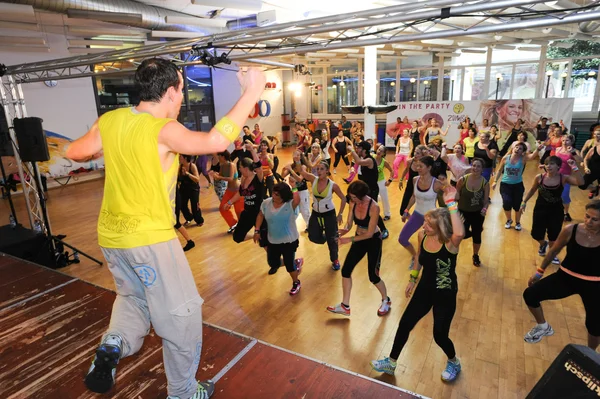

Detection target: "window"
[544, 61, 569, 98]
[442, 68, 462, 101]
[378, 59, 397, 71]
[513, 63, 538, 99]
[569, 58, 599, 112]
[400, 70, 418, 101]
[464, 66, 486, 100]
[492, 48, 540, 63]
[489, 65, 513, 100]
[327, 64, 359, 74]
[327, 75, 359, 113]
[379, 71, 396, 104]
[185, 65, 213, 105]
[419, 69, 438, 101]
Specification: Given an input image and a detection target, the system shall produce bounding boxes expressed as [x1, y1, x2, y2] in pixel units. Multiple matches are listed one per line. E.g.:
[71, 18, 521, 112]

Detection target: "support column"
[363, 45, 377, 141]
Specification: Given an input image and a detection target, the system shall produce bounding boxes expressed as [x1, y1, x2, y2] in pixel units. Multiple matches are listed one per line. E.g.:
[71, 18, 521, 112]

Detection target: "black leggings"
[174, 188, 184, 229]
[233, 209, 258, 243]
[264, 175, 275, 197]
[531, 205, 563, 242]
[307, 209, 339, 262]
[523, 269, 600, 336]
[341, 233, 382, 284]
[267, 240, 299, 273]
[400, 178, 414, 215]
[390, 283, 457, 360]
[579, 171, 600, 190]
[180, 187, 204, 225]
[334, 152, 350, 167]
[461, 210, 484, 244]
[272, 156, 284, 183]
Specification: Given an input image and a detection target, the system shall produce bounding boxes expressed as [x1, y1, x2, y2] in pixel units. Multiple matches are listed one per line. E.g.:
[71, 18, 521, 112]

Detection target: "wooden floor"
[0, 147, 594, 399]
[0, 254, 419, 399]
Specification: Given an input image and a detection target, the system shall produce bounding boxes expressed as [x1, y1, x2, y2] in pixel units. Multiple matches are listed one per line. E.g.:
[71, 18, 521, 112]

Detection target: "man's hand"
[237, 68, 266, 98]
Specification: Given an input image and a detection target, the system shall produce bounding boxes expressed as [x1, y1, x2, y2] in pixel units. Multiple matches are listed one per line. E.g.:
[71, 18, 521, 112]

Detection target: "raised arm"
[564, 159, 584, 186]
[444, 186, 465, 249]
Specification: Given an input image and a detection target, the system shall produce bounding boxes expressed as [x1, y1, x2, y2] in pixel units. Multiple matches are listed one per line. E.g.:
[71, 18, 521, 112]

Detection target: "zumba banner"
[384, 98, 575, 147]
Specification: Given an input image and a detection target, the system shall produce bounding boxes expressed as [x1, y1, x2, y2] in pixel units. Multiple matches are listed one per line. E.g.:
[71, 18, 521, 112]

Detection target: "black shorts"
[500, 182, 525, 212]
[531, 204, 563, 242]
[267, 240, 299, 272]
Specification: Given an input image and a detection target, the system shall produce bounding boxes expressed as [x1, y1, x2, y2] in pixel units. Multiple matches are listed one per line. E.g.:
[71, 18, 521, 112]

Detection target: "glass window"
[327, 64, 359, 74]
[95, 74, 138, 109]
[310, 77, 324, 114]
[419, 69, 438, 101]
[513, 63, 538, 99]
[327, 74, 359, 113]
[489, 65, 513, 100]
[379, 71, 396, 104]
[377, 59, 397, 71]
[491, 48, 540, 63]
[452, 51, 487, 66]
[464, 66, 486, 100]
[309, 67, 324, 75]
[569, 58, 599, 112]
[185, 65, 213, 105]
[544, 61, 569, 98]
[442, 68, 462, 101]
[399, 70, 418, 101]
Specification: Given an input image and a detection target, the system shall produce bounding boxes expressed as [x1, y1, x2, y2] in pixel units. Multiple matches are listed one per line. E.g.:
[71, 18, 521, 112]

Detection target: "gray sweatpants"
[101, 238, 204, 399]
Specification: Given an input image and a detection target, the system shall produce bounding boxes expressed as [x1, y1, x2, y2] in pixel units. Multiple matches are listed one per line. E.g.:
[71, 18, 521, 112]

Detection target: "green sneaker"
[370, 357, 397, 375]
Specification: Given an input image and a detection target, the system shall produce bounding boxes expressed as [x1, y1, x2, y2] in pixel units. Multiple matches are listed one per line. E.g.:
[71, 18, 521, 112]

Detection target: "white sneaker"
[377, 297, 391, 316]
[167, 381, 214, 399]
[505, 220, 513, 229]
[524, 323, 554, 343]
[515, 223, 522, 231]
[551, 257, 560, 265]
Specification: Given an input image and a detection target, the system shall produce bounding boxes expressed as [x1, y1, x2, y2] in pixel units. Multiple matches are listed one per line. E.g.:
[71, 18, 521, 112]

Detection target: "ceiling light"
[590, 71, 597, 76]
[421, 39, 454, 46]
[409, 78, 416, 83]
[306, 52, 338, 57]
[495, 73, 503, 81]
[561, 72, 568, 78]
[546, 70, 553, 76]
[494, 35, 503, 41]
[295, 90, 301, 97]
[423, 80, 429, 85]
[391, 44, 423, 51]
[329, 49, 360, 54]
[436, 52, 460, 57]
[68, 39, 124, 47]
[0, 36, 46, 45]
[390, 81, 396, 86]
[377, 50, 395, 55]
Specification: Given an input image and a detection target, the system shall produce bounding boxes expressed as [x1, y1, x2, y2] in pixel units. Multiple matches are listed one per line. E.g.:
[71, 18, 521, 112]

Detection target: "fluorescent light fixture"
[392, 44, 423, 51]
[150, 31, 212, 38]
[461, 49, 487, 54]
[306, 52, 338, 57]
[377, 50, 395, 55]
[0, 3, 34, 17]
[68, 39, 124, 47]
[348, 54, 365, 58]
[0, 36, 46, 45]
[490, 44, 516, 50]
[165, 16, 227, 28]
[421, 39, 453, 46]
[190, 0, 262, 12]
[329, 49, 360, 53]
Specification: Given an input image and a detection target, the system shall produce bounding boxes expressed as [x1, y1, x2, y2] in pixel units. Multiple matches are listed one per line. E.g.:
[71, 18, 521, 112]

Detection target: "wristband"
[254, 229, 260, 234]
[388, 178, 393, 183]
[571, 166, 579, 172]
[351, 236, 355, 243]
[215, 116, 241, 142]
[445, 200, 457, 207]
[536, 267, 545, 275]
[534, 272, 543, 280]
[448, 208, 458, 214]
[409, 276, 418, 283]
[227, 201, 232, 206]
[410, 269, 419, 278]
[481, 207, 487, 213]
[403, 210, 410, 216]
[521, 202, 526, 208]
[291, 187, 298, 193]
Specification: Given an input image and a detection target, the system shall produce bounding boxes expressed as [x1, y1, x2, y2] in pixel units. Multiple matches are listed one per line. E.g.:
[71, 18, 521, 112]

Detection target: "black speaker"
[527, 344, 600, 398]
[0, 106, 13, 157]
[13, 117, 49, 162]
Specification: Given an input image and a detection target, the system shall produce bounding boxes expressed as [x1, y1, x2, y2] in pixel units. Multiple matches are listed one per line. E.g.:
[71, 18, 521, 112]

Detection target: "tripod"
[29, 161, 103, 268]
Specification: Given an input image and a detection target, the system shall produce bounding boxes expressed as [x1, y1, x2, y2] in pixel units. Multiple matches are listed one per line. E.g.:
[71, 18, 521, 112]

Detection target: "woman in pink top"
[555, 134, 583, 222]
[253, 123, 263, 145]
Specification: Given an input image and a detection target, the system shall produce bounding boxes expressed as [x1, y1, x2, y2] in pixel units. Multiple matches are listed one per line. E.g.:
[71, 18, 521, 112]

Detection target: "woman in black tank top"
[523, 200, 600, 350]
[178, 155, 204, 226]
[327, 180, 390, 318]
[398, 145, 428, 214]
[371, 188, 465, 381]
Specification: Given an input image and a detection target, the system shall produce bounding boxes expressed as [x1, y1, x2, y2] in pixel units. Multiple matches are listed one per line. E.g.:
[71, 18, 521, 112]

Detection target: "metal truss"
[0, 75, 45, 232]
[7, 0, 586, 83]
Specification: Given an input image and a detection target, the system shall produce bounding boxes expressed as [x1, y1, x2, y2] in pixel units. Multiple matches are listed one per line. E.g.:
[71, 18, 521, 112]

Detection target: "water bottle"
[9, 214, 16, 228]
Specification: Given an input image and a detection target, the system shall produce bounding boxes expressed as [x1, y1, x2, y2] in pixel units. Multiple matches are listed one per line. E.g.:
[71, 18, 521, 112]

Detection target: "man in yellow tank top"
[66, 59, 265, 399]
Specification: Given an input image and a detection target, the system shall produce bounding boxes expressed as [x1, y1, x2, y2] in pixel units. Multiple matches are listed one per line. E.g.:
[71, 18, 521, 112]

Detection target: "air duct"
[0, 0, 211, 32]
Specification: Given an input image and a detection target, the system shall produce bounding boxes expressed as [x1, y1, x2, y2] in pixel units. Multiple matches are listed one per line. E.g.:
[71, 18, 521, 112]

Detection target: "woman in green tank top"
[455, 158, 490, 267]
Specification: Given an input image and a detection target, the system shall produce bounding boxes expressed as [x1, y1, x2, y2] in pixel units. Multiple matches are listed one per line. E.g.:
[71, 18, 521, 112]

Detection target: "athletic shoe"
[564, 213, 572, 222]
[515, 223, 522, 231]
[504, 220, 513, 229]
[383, 215, 391, 221]
[551, 257, 560, 265]
[167, 380, 215, 399]
[472, 254, 481, 267]
[268, 267, 278, 275]
[326, 303, 350, 316]
[538, 241, 548, 256]
[289, 280, 301, 296]
[183, 240, 195, 252]
[227, 223, 237, 234]
[441, 358, 461, 382]
[381, 229, 390, 239]
[589, 186, 599, 199]
[295, 258, 304, 276]
[524, 323, 554, 343]
[332, 260, 341, 271]
[84, 336, 122, 394]
[377, 297, 392, 316]
[370, 357, 397, 375]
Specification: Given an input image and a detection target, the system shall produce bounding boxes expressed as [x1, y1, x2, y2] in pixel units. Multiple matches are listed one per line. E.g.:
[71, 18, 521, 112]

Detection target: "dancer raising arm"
[282, 150, 311, 228]
[371, 186, 465, 381]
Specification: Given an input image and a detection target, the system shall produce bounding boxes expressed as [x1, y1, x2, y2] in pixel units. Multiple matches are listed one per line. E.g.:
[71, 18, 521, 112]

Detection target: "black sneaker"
[538, 240, 548, 256]
[472, 254, 481, 267]
[381, 229, 389, 239]
[84, 341, 121, 393]
[183, 240, 195, 252]
[268, 267, 278, 275]
[383, 215, 391, 221]
[227, 223, 237, 234]
[564, 213, 572, 222]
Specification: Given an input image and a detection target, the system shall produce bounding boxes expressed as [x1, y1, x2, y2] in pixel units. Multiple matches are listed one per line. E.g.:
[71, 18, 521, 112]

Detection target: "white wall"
[0, 33, 99, 178]
[246, 69, 283, 139]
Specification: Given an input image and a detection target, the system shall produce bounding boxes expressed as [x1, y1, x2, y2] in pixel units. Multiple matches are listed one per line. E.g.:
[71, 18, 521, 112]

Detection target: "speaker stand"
[30, 161, 103, 268]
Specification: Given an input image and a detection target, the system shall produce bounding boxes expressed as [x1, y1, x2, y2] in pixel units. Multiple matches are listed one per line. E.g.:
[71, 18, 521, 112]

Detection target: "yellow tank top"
[97, 108, 178, 248]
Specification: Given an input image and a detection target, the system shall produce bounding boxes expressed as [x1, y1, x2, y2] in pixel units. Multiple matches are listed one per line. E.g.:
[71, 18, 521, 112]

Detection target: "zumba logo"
[133, 265, 157, 287]
[453, 103, 464, 114]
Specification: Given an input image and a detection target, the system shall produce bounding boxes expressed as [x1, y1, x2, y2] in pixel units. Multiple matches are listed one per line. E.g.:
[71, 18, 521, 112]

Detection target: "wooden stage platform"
[0, 253, 424, 399]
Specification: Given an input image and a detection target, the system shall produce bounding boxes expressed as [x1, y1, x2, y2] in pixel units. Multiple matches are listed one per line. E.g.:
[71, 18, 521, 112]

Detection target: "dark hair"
[272, 182, 293, 202]
[471, 157, 485, 168]
[135, 58, 180, 103]
[357, 141, 372, 153]
[515, 142, 527, 152]
[260, 139, 270, 148]
[417, 155, 434, 169]
[585, 199, 600, 212]
[181, 154, 192, 162]
[243, 125, 250, 130]
[517, 131, 528, 139]
[545, 155, 563, 167]
[348, 180, 370, 199]
[217, 150, 231, 161]
[564, 134, 575, 143]
[240, 157, 255, 171]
